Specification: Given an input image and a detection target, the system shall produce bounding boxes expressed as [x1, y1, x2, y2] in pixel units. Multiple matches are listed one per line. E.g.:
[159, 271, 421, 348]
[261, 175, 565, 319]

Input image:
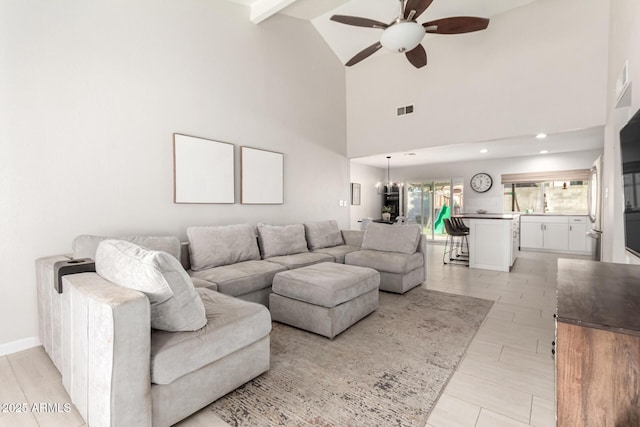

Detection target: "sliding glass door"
[407, 183, 433, 237]
[406, 178, 463, 241]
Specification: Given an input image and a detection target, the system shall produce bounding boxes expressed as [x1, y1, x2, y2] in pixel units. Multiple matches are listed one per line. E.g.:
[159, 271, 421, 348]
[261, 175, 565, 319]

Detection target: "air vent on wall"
[396, 104, 414, 117]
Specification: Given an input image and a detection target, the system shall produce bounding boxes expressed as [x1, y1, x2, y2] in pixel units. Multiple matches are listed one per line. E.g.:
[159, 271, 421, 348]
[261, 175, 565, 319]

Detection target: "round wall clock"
[470, 172, 493, 193]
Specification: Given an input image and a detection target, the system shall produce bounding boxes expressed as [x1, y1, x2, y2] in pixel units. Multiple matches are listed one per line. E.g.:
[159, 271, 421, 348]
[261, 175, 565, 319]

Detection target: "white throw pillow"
[95, 239, 207, 332]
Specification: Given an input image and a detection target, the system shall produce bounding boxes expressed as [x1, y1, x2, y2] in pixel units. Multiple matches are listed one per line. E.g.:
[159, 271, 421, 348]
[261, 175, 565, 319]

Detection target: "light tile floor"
[425, 245, 589, 427]
[0, 246, 587, 427]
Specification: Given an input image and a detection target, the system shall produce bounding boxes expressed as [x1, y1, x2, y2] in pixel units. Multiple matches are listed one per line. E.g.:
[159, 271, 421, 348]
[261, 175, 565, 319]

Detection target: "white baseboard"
[0, 336, 41, 357]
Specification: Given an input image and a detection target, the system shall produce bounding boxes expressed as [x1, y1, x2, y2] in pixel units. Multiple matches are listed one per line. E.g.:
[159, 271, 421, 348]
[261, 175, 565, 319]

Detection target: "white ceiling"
[225, 0, 605, 167]
[350, 126, 605, 168]
[301, 0, 536, 64]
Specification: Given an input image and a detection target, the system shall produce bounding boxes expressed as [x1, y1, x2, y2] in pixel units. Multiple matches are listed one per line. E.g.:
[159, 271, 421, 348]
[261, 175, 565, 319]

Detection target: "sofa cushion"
[345, 250, 424, 274]
[257, 223, 308, 258]
[187, 224, 261, 271]
[95, 239, 207, 332]
[266, 252, 334, 270]
[312, 245, 360, 264]
[361, 223, 421, 254]
[73, 235, 181, 261]
[150, 288, 271, 385]
[190, 277, 217, 290]
[190, 260, 286, 297]
[303, 220, 344, 250]
[272, 262, 379, 308]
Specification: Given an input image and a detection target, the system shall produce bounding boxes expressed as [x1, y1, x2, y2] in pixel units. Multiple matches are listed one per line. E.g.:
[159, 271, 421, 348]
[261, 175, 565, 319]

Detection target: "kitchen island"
[454, 213, 520, 272]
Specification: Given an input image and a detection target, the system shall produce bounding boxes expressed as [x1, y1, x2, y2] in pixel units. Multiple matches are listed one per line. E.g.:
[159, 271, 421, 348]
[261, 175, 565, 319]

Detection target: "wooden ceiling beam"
[251, 0, 298, 24]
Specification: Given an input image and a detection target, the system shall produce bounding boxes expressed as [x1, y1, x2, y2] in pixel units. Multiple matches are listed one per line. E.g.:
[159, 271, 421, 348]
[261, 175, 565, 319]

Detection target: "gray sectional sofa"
[185, 221, 426, 304]
[37, 236, 271, 427]
[35, 220, 427, 427]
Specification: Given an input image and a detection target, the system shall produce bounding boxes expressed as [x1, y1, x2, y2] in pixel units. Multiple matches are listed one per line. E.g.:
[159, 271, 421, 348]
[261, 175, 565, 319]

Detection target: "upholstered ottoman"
[269, 262, 380, 339]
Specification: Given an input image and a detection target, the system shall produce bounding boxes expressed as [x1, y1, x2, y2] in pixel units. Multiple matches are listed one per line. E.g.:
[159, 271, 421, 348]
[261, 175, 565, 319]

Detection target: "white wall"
[349, 163, 385, 229]
[345, 0, 609, 158]
[389, 150, 602, 213]
[0, 0, 347, 349]
[602, 0, 640, 263]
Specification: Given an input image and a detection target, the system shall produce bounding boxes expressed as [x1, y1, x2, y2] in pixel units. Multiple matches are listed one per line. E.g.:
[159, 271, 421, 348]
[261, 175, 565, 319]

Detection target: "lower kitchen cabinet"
[520, 215, 590, 254]
[568, 216, 590, 253]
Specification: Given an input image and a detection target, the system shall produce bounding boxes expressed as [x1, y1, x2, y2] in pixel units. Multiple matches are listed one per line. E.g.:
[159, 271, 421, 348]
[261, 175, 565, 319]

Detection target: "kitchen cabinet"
[556, 259, 640, 426]
[382, 185, 401, 221]
[520, 215, 590, 254]
[520, 215, 568, 251]
[462, 214, 519, 272]
[567, 216, 590, 253]
[519, 222, 543, 248]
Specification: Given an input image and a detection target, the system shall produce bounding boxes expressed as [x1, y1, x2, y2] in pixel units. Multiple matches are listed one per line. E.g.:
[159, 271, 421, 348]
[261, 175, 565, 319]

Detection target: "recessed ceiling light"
[404, 152, 416, 156]
[480, 149, 488, 154]
[536, 133, 548, 139]
[540, 150, 549, 154]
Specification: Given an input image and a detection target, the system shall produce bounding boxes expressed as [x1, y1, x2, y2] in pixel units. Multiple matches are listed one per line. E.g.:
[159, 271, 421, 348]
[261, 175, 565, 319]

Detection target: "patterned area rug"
[208, 288, 493, 427]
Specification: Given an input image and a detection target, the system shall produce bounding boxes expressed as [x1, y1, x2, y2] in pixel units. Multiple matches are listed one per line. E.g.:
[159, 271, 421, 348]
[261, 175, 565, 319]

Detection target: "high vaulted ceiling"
[224, 0, 606, 165]
[228, 0, 537, 64]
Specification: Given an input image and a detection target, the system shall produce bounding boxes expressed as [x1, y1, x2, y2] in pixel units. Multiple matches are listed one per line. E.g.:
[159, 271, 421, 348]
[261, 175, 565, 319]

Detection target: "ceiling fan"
[330, 0, 490, 69]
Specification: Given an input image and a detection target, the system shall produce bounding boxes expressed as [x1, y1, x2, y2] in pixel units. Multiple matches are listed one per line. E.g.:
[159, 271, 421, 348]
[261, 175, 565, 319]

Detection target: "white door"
[569, 223, 589, 252]
[544, 223, 569, 251]
[520, 222, 544, 249]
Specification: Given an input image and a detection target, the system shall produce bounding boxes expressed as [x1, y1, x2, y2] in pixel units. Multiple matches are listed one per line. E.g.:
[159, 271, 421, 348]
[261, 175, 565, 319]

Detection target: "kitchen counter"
[456, 215, 519, 272]
[456, 213, 518, 220]
[519, 213, 588, 216]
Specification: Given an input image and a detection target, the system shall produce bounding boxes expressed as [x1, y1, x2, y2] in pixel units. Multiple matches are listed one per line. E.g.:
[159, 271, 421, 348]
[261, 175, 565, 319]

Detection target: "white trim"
[0, 336, 41, 357]
[616, 60, 630, 101]
[250, 0, 298, 24]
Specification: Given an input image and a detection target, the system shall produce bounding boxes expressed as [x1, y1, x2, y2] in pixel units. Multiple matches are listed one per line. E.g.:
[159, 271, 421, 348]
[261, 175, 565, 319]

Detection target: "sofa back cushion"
[257, 223, 308, 258]
[73, 235, 181, 261]
[304, 220, 344, 250]
[361, 223, 421, 254]
[187, 224, 260, 271]
[95, 239, 207, 332]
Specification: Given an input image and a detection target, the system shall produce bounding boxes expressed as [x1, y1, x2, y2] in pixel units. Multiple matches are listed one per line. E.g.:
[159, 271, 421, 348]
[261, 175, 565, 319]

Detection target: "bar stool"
[451, 217, 469, 255]
[443, 218, 469, 266]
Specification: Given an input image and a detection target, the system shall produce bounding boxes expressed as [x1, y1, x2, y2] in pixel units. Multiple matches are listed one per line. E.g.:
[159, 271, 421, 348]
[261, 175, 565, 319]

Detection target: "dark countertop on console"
[557, 258, 640, 336]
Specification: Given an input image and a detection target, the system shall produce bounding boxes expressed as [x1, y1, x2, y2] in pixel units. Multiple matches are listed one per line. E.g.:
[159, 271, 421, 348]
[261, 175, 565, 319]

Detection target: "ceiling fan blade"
[345, 42, 383, 66]
[405, 44, 427, 69]
[404, 0, 434, 20]
[330, 15, 389, 29]
[423, 17, 490, 34]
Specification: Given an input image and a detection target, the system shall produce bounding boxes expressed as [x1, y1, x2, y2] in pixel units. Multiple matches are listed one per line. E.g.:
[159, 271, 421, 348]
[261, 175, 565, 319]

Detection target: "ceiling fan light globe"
[380, 21, 425, 53]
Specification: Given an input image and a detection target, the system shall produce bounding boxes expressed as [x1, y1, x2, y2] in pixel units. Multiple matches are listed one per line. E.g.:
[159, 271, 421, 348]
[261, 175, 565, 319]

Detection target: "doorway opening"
[406, 178, 464, 241]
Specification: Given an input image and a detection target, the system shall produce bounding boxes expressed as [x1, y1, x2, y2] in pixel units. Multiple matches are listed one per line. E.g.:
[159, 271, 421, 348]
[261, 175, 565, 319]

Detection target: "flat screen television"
[620, 108, 640, 257]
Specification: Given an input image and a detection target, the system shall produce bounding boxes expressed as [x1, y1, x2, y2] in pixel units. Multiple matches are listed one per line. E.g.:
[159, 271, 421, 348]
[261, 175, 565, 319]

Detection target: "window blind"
[501, 169, 590, 184]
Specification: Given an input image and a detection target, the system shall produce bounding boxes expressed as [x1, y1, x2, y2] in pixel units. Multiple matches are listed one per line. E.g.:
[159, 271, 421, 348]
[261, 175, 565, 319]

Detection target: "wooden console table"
[556, 259, 640, 426]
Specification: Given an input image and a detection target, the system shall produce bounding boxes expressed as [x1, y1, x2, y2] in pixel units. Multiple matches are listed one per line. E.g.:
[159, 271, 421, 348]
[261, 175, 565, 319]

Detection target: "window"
[503, 180, 588, 213]
[502, 169, 590, 214]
